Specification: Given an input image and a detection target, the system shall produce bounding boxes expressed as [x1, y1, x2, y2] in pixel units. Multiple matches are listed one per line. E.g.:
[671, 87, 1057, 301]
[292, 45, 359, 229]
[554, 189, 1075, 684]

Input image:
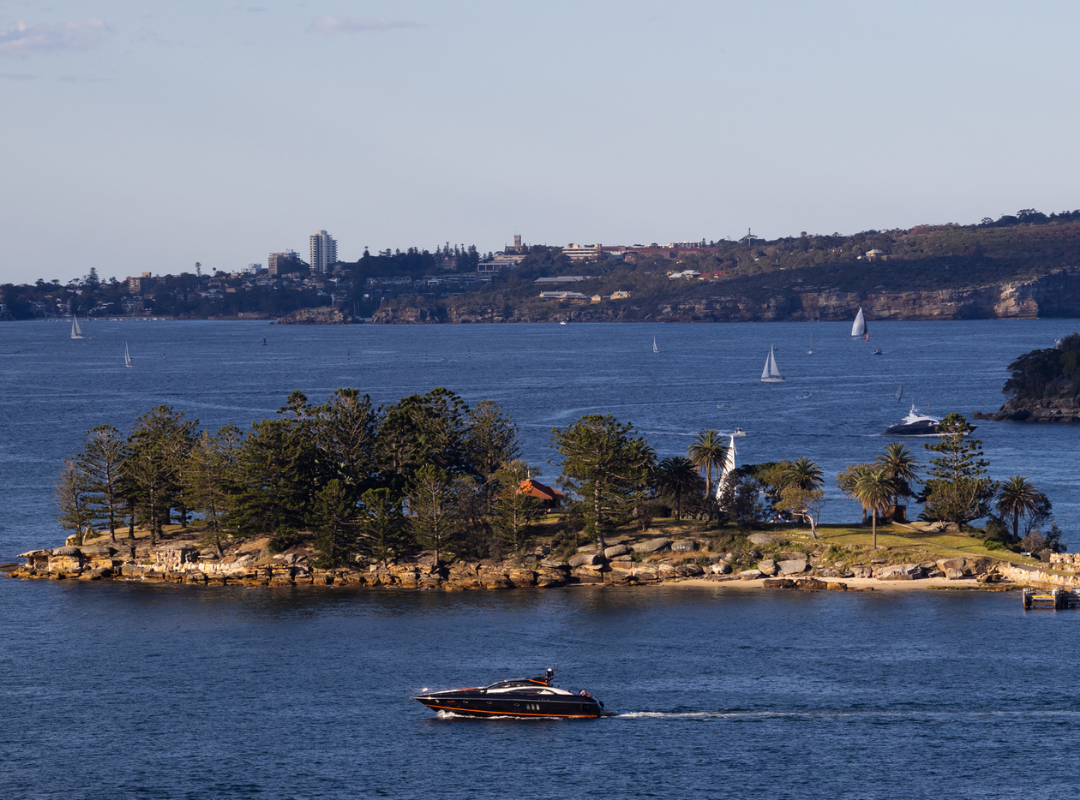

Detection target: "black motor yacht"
[412, 668, 606, 718]
[883, 405, 975, 437]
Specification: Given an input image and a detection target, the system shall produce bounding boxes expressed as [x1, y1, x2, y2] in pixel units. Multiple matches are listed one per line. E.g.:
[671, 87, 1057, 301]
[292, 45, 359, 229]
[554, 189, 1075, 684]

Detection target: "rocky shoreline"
[974, 397, 1080, 423]
[3, 530, 1031, 593]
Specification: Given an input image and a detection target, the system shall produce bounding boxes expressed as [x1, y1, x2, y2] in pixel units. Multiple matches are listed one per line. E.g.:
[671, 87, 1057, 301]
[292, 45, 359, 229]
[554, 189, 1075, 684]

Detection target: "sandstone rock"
[569, 553, 604, 568]
[675, 564, 704, 577]
[671, 540, 697, 553]
[778, 559, 807, 575]
[509, 569, 536, 587]
[571, 567, 603, 584]
[611, 554, 634, 563]
[604, 545, 631, 559]
[876, 563, 923, 581]
[945, 568, 966, 580]
[937, 558, 970, 574]
[757, 559, 778, 576]
[480, 572, 512, 590]
[633, 537, 671, 554]
[927, 569, 945, 578]
[739, 569, 763, 580]
[748, 533, 785, 546]
[763, 578, 796, 589]
[851, 566, 873, 578]
[540, 559, 569, 569]
[632, 569, 659, 583]
[576, 544, 597, 553]
[535, 569, 568, 587]
[795, 577, 828, 590]
[52, 546, 82, 556]
[606, 569, 633, 585]
[827, 582, 848, 591]
[710, 562, 731, 575]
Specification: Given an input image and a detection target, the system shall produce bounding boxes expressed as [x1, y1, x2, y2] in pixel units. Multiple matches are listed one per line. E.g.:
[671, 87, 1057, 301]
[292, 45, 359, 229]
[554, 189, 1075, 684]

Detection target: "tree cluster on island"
[55, 391, 1065, 567]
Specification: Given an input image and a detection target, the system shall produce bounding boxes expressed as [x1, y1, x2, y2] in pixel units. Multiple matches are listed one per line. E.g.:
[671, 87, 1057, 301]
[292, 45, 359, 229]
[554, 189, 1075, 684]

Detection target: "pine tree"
[78, 424, 128, 543]
[407, 464, 460, 563]
[128, 405, 198, 544]
[356, 488, 408, 561]
[55, 457, 93, 545]
[183, 426, 241, 557]
[490, 461, 544, 558]
[921, 413, 996, 526]
[551, 414, 654, 547]
[310, 479, 358, 568]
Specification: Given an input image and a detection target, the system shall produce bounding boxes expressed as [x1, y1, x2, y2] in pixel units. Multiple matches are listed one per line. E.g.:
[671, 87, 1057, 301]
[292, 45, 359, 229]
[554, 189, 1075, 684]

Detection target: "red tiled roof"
[518, 478, 564, 501]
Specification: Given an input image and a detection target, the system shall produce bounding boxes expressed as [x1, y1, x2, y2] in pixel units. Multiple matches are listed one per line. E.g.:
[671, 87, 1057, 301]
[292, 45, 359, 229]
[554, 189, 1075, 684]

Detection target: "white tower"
[309, 230, 338, 275]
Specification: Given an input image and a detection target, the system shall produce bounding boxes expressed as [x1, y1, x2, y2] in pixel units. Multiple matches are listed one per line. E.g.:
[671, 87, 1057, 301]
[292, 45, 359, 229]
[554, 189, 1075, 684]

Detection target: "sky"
[2, 0, 1079, 284]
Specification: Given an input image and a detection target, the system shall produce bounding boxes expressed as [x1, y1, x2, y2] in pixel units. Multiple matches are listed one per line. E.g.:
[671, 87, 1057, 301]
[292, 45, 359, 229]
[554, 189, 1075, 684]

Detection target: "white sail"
[70, 316, 84, 340]
[124, 342, 133, 368]
[760, 345, 784, 382]
[652, 336, 659, 354]
[851, 308, 867, 337]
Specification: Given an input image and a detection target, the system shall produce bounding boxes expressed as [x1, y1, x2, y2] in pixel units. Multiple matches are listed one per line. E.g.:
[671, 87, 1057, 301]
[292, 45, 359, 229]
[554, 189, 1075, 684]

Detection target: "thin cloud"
[0, 71, 37, 80]
[0, 19, 110, 57]
[311, 16, 423, 35]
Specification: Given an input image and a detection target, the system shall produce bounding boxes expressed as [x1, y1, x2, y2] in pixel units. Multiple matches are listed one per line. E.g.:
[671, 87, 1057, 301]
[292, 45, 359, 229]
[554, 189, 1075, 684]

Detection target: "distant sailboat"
[895, 385, 904, 402]
[760, 344, 784, 383]
[808, 332, 813, 355]
[70, 315, 84, 340]
[124, 342, 133, 368]
[851, 308, 867, 337]
[652, 336, 659, 354]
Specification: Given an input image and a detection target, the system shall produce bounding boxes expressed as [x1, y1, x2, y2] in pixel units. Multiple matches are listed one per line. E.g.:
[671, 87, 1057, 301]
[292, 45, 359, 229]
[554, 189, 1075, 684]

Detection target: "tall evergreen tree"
[551, 414, 654, 547]
[921, 414, 995, 526]
[377, 388, 471, 493]
[55, 456, 93, 545]
[464, 401, 521, 482]
[78, 424, 128, 543]
[183, 425, 241, 557]
[310, 388, 380, 499]
[310, 479, 358, 568]
[407, 464, 460, 563]
[356, 488, 408, 561]
[128, 405, 198, 544]
[490, 461, 544, 558]
[228, 418, 315, 544]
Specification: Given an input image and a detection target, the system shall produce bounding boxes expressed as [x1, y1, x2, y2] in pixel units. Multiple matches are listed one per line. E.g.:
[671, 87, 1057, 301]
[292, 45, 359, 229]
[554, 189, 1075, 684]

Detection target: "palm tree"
[836, 463, 872, 524]
[686, 429, 727, 499]
[996, 475, 1046, 542]
[853, 468, 895, 549]
[875, 442, 920, 513]
[655, 456, 703, 520]
[782, 457, 824, 491]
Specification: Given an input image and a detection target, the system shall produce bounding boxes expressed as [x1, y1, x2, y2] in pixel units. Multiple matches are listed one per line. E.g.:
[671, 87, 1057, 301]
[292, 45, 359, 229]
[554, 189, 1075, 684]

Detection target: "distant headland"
[976, 333, 1080, 423]
[7, 208, 1080, 324]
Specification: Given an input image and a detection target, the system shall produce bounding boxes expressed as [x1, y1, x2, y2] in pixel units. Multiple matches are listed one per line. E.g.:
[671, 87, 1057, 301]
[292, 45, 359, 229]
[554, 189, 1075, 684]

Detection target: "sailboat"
[760, 345, 784, 383]
[652, 336, 659, 354]
[851, 308, 867, 337]
[895, 385, 904, 402]
[124, 343, 133, 368]
[70, 315, 84, 340]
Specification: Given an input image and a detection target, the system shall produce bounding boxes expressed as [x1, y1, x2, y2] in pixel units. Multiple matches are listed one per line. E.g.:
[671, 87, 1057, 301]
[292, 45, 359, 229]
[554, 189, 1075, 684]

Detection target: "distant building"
[309, 230, 338, 275]
[865, 249, 884, 261]
[127, 272, 152, 293]
[268, 250, 304, 276]
[534, 276, 589, 284]
[563, 243, 603, 261]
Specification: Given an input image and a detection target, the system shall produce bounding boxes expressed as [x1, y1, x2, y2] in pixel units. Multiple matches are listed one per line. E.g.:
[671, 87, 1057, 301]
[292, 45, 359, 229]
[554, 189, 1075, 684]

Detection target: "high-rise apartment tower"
[309, 230, 338, 275]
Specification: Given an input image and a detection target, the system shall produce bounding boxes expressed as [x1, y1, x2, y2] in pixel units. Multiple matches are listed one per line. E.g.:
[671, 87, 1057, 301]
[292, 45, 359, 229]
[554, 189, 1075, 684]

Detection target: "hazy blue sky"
[3, 0, 1078, 284]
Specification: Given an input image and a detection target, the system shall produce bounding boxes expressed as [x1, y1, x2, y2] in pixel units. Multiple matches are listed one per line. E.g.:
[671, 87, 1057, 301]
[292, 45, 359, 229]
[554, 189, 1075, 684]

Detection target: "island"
[976, 333, 1080, 423]
[5, 387, 1078, 594]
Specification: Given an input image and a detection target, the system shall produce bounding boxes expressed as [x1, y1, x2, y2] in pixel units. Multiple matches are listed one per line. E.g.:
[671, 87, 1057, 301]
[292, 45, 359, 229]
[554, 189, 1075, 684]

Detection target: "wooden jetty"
[1022, 587, 1080, 610]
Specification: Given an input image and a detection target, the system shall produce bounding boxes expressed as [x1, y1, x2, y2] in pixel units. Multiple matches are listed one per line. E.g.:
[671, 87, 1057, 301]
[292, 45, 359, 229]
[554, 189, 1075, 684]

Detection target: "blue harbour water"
[2, 319, 1079, 799]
